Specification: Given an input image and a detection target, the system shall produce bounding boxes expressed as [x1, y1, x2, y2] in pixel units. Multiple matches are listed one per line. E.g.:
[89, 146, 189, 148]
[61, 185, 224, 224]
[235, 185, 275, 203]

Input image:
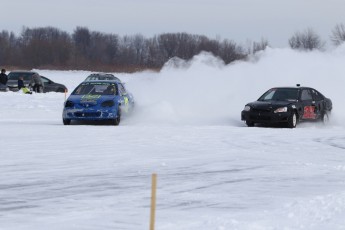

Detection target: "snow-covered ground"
[1, 47, 345, 230]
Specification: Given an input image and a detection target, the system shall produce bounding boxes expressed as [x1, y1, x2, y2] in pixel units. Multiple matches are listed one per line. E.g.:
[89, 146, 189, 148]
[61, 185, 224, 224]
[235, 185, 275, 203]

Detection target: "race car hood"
[247, 100, 294, 110]
[67, 94, 117, 104]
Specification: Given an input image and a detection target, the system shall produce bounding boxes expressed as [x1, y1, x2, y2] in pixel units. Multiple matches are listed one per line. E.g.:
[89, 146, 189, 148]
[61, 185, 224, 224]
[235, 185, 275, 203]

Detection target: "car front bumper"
[63, 108, 118, 120]
[241, 110, 291, 124]
[7, 85, 20, 92]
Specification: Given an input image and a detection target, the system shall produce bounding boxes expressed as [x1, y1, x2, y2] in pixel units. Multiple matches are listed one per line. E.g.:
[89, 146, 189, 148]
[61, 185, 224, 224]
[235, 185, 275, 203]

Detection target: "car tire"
[246, 120, 254, 127]
[63, 119, 71, 125]
[112, 107, 121, 126]
[321, 112, 329, 124]
[287, 111, 297, 128]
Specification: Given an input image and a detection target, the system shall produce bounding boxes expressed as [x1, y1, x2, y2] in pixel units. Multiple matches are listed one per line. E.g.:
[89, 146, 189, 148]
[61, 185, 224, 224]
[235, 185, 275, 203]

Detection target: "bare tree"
[73, 27, 90, 53]
[88, 32, 118, 64]
[253, 38, 269, 53]
[330, 23, 345, 46]
[131, 34, 148, 66]
[20, 27, 72, 68]
[288, 28, 325, 51]
[0, 31, 11, 65]
[157, 33, 180, 60]
[245, 38, 270, 55]
[146, 36, 165, 68]
[197, 36, 220, 56]
[219, 39, 245, 64]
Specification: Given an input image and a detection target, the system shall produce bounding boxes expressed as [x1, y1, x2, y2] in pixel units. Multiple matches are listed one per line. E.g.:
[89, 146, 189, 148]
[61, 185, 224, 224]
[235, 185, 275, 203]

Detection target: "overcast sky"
[1, 0, 345, 47]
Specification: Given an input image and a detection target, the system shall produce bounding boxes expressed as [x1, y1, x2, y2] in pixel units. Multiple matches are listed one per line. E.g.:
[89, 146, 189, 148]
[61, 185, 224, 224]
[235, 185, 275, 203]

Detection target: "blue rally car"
[62, 80, 134, 125]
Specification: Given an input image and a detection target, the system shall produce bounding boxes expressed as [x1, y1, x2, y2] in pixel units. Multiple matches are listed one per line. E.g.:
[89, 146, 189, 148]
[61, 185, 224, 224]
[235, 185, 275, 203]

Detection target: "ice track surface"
[1, 49, 345, 230]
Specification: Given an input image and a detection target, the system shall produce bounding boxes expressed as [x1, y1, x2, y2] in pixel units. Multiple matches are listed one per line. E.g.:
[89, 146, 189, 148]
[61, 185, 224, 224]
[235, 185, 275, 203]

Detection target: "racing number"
[303, 106, 316, 119]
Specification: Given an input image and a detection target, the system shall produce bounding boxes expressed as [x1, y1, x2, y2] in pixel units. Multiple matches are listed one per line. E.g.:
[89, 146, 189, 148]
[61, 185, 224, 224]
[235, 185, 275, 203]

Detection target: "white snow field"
[1, 46, 345, 230]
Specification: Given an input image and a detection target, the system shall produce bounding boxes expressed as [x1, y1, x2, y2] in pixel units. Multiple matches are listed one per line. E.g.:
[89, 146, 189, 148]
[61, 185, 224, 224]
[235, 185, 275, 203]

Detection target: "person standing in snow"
[30, 73, 44, 93]
[0, 68, 8, 86]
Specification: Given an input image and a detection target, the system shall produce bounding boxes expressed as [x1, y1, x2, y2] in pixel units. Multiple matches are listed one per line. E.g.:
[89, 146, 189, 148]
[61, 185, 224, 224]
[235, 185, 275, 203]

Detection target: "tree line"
[0, 24, 345, 72]
[0, 27, 246, 72]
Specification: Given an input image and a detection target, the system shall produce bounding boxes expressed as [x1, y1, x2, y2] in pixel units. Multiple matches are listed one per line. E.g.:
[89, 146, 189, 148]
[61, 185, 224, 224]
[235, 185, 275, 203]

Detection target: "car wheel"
[321, 112, 329, 124]
[246, 120, 254, 127]
[63, 119, 71, 125]
[112, 107, 121, 126]
[287, 111, 297, 128]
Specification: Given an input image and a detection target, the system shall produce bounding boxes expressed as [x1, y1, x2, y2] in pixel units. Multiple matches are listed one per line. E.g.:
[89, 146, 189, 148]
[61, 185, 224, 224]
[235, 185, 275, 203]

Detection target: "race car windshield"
[258, 88, 299, 101]
[73, 83, 117, 95]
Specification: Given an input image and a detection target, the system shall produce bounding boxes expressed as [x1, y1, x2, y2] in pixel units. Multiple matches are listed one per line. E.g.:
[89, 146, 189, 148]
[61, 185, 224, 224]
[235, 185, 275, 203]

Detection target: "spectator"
[30, 73, 44, 93]
[0, 68, 8, 86]
[18, 76, 32, 94]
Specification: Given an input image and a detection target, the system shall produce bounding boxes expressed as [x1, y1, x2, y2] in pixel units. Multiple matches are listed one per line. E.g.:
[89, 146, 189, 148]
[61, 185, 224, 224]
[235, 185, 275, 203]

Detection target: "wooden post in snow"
[150, 173, 157, 230]
[64, 88, 67, 101]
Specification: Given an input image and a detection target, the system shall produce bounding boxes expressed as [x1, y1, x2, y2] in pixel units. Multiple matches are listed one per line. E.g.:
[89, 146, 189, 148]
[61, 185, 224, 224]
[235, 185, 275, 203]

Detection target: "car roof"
[88, 73, 115, 76]
[81, 80, 122, 84]
[270, 86, 313, 90]
[85, 73, 118, 77]
[84, 73, 121, 82]
[9, 70, 38, 74]
[84, 78, 122, 83]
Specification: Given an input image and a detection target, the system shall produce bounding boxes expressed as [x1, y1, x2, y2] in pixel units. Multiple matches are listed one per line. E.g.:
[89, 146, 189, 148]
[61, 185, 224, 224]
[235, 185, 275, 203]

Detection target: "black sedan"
[241, 85, 332, 128]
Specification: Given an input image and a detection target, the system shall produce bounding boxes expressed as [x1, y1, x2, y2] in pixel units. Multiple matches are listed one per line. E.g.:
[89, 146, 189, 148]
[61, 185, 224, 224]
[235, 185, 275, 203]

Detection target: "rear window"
[8, 72, 35, 81]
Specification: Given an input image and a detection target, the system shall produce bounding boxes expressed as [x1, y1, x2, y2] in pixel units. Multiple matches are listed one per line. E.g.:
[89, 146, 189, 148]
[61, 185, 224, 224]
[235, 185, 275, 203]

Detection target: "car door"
[310, 89, 325, 119]
[41, 76, 55, 92]
[117, 83, 130, 112]
[300, 88, 316, 120]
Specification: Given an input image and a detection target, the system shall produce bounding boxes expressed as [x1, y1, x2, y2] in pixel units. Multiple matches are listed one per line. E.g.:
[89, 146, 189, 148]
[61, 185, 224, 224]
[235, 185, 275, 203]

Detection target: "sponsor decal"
[81, 95, 101, 101]
[303, 106, 316, 119]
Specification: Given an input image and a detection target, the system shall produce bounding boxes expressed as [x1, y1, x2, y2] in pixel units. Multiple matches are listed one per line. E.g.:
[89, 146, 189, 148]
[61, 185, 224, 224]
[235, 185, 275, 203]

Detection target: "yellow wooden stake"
[64, 88, 67, 101]
[150, 173, 157, 230]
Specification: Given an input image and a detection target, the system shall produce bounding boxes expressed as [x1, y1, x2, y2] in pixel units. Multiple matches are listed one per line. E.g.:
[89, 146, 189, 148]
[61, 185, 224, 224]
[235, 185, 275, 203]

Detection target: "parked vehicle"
[0, 84, 9, 92]
[62, 80, 134, 126]
[84, 73, 121, 82]
[241, 85, 332, 128]
[6, 71, 67, 93]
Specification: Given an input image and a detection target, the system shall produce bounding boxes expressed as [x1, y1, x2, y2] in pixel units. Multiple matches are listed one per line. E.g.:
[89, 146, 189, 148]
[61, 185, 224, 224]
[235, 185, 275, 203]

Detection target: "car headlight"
[274, 107, 288, 113]
[64, 100, 74, 108]
[243, 105, 251, 111]
[101, 100, 115, 107]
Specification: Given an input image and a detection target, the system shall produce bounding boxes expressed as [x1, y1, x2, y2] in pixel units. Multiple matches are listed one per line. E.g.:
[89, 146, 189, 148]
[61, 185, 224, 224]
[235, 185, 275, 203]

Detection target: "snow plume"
[125, 52, 235, 126]
[125, 46, 345, 126]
